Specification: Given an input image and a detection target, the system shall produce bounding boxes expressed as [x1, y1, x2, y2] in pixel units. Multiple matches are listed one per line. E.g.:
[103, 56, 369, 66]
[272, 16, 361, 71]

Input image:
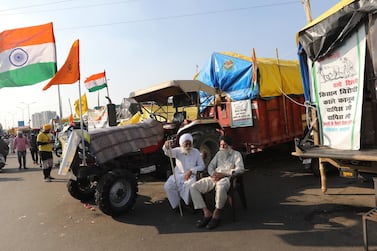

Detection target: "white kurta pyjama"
[163, 145, 205, 209]
[190, 148, 245, 210]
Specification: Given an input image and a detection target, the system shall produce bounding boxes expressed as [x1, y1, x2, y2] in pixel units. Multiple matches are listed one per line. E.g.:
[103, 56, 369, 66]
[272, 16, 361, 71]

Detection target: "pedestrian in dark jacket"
[29, 133, 39, 165]
[0, 137, 9, 162]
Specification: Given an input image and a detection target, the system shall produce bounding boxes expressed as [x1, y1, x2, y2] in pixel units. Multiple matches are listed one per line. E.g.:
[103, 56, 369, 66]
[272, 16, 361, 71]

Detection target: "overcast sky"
[0, 0, 340, 128]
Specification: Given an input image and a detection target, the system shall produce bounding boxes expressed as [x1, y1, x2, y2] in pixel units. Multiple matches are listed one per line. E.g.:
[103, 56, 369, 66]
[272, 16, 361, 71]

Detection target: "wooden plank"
[292, 146, 377, 161]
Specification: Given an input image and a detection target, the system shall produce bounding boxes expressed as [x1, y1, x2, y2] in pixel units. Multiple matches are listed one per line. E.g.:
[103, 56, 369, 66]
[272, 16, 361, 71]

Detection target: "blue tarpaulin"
[196, 52, 259, 111]
[297, 43, 311, 101]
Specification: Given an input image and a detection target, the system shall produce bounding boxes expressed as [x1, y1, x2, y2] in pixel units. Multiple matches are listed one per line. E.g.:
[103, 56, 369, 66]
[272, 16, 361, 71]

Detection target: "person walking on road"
[29, 132, 39, 165]
[13, 131, 29, 169]
[37, 124, 54, 182]
[162, 133, 205, 211]
[8, 134, 15, 153]
[190, 135, 244, 230]
[0, 136, 9, 162]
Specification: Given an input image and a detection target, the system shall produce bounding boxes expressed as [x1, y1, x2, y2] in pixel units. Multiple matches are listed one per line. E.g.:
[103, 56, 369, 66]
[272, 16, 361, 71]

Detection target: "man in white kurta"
[163, 133, 205, 210]
[190, 135, 244, 229]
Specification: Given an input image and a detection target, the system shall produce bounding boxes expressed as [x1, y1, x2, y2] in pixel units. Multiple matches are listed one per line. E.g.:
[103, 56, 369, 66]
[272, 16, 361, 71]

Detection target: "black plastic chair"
[199, 170, 248, 221]
[228, 170, 248, 221]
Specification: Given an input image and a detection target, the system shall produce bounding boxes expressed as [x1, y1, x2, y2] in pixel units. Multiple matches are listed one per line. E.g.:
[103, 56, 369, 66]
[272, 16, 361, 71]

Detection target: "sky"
[0, 0, 341, 128]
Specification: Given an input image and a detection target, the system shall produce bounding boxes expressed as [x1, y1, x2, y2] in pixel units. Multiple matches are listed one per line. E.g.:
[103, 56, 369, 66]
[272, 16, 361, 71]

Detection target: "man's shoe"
[44, 178, 51, 182]
[206, 218, 220, 230]
[24, 167, 28, 169]
[49, 176, 55, 180]
[196, 216, 212, 228]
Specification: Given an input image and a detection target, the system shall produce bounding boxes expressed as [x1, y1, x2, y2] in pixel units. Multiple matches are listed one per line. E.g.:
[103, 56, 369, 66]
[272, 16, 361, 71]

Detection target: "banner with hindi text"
[312, 24, 366, 150]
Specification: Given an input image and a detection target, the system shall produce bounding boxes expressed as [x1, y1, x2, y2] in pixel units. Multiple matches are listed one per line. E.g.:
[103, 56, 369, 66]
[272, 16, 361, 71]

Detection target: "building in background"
[32, 111, 57, 128]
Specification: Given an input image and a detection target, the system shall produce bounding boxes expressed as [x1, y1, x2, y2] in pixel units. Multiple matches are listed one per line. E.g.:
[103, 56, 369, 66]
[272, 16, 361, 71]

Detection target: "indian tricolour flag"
[84, 71, 107, 92]
[0, 23, 57, 88]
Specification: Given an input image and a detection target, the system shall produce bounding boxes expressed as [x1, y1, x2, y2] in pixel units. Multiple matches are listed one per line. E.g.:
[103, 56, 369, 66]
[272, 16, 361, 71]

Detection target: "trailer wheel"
[194, 131, 219, 166]
[67, 178, 96, 202]
[95, 170, 137, 216]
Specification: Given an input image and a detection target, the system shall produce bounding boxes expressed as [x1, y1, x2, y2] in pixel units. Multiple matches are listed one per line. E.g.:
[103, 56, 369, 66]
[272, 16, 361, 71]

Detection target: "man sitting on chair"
[163, 133, 205, 211]
[190, 135, 244, 229]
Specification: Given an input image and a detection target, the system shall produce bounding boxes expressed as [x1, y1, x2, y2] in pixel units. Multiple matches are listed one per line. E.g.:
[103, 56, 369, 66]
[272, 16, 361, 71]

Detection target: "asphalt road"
[0, 146, 376, 251]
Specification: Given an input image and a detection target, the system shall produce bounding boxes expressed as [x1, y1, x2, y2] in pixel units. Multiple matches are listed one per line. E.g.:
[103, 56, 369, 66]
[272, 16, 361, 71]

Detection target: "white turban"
[179, 133, 193, 146]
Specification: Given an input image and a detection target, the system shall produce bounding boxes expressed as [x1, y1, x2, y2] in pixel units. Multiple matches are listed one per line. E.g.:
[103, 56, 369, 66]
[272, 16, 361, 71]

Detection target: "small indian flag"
[0, 23, 57, 88]
[84, 71, 107, 92]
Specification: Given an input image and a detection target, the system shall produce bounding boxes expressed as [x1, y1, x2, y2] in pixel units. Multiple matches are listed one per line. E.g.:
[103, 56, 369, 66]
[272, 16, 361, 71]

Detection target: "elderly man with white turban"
[162, 133, 205, 211]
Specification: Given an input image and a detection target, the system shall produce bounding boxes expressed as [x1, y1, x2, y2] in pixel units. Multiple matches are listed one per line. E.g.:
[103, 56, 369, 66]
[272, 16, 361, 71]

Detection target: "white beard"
[218, 148, 231, 161]
[181, 146, 192, 155]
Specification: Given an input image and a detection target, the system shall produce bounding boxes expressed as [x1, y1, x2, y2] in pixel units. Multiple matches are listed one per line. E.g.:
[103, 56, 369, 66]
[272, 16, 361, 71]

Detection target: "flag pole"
[97, 91, 100, 107]
[58, 85, 63, 124]
[68, 98, 73, 115]
[78, 80, 87, 165]
[104, 70, 111, 103]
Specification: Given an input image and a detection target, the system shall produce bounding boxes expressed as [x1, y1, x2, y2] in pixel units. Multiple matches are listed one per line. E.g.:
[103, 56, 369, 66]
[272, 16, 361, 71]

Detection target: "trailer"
[196, 52, 306, 155]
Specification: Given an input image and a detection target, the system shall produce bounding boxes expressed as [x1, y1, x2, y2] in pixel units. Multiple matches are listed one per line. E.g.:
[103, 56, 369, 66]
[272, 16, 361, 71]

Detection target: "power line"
[0, 0, 73, 12]
[58, 1, 300, 31]
[0, 0, 139, 14]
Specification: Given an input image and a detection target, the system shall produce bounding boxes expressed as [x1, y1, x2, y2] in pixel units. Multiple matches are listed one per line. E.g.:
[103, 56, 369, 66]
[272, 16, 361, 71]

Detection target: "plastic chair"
[199, 170, 248, 221]
[228, 170, 248, 221]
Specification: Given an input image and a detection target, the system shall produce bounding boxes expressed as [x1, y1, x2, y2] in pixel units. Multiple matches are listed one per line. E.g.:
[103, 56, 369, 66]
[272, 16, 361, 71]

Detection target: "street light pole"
[7, 112, 15, 128]
[16, 106, 25, 126]
[21, 102, 36, 127]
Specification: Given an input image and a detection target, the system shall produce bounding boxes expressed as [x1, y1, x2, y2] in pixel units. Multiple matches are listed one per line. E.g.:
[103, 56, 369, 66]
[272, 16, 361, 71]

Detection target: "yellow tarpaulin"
[221, 52, 303, 97]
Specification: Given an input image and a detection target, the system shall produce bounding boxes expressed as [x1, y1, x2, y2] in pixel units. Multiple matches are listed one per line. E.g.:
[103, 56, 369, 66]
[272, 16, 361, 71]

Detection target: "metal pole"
[58, 85, 63, 124]
[78, 81, 86, 166]
[21, 102, 36, 127]
[104, 70, 111, 102]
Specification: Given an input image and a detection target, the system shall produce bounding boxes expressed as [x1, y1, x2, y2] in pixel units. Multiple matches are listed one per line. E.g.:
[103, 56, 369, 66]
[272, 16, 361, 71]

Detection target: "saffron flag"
[0, 23, 57, 88]
[74, 93, 88, 117]
[251, 48, 257, 90]
[84, 71, 107, 92]
[42, 39, 80, 91]
[68, 114, 74, 124]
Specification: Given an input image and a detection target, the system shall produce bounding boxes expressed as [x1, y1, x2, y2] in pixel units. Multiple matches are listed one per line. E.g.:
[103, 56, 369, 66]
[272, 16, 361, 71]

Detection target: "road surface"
[0, 147, 376, 251]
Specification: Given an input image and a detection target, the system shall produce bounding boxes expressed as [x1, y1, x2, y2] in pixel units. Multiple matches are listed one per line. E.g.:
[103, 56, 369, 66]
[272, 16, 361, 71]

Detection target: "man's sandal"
[195, 216, 212, 228]
[206, 218, 220, 230]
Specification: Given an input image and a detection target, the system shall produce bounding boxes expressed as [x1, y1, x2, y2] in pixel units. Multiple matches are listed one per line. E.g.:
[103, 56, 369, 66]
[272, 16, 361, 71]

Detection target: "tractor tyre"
[67, 178, 96, 202]
[193, 130, 220, 167]
[95, 170, 138, 216]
